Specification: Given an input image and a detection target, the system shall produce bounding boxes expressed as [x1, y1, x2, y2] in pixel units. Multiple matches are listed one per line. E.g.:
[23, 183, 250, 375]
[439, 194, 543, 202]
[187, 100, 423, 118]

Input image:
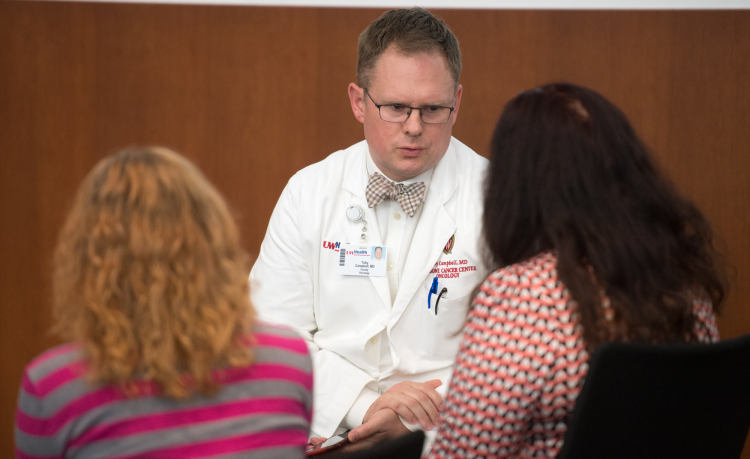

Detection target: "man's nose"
[403, 108, 424, 135]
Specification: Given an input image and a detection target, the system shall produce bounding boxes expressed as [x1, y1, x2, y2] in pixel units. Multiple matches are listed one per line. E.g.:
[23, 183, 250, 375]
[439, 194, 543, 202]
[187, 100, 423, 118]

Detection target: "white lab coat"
[250, 138, 489, 437]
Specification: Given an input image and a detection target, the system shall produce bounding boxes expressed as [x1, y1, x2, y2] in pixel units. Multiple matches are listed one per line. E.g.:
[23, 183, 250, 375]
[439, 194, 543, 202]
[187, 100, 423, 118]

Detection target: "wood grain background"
[1, 3, 748, 456]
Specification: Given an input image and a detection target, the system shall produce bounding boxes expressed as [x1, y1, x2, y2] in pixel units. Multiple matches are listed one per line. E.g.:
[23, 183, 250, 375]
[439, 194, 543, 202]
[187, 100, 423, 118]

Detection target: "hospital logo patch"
[443, 234, 455, 255]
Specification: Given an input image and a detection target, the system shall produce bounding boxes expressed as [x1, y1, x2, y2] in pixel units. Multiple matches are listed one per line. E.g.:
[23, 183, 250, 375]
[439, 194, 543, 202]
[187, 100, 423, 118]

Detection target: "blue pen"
[428, 276, 438, 309]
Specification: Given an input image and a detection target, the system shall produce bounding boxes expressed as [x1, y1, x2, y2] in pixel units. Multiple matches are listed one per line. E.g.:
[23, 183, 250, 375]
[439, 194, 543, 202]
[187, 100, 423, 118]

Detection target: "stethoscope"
[346, 204, 368, 241]
[428, 276, 448, 315]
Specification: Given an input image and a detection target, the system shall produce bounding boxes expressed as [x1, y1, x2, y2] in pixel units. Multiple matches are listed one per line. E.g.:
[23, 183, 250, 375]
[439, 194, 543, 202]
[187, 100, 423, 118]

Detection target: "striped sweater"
[428, 252, 720, 459]
[15, 321, 313, 459]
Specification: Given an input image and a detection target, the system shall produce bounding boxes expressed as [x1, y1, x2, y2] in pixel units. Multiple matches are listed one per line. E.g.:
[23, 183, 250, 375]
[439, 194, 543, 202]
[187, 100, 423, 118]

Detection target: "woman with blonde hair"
[15, 147, 312, 458]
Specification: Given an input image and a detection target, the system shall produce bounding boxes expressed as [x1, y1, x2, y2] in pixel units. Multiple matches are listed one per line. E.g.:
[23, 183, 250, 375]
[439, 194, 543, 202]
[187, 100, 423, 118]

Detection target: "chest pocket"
[418, 277, 475, 363]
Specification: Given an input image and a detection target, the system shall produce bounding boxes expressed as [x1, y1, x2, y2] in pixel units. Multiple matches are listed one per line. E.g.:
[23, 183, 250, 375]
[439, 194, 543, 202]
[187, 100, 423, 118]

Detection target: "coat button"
[387, 263, 393, 271]
[394, 213, 401, 220]
[370, 337, 377, 344]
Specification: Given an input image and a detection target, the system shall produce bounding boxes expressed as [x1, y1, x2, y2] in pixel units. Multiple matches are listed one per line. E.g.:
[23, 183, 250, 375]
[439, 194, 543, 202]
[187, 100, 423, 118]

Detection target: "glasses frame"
[364, 89, 455, 125]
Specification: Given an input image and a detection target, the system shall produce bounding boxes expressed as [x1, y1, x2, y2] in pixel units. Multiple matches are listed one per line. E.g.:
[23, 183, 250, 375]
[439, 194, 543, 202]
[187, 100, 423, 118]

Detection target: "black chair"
[558, 333, 750, 459]
[329, 430, 425, 459]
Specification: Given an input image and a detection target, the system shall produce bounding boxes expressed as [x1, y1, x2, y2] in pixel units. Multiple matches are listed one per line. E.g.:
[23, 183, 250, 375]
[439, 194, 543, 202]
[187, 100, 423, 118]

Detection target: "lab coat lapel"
[391, 145, 458, 321]
[342, 144, 392, 311]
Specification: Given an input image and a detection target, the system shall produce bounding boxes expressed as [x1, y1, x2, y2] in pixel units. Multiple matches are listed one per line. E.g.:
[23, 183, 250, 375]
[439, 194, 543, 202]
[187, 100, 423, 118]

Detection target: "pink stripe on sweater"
[17, 384, 128, 436]
[25, 332, 308, 398]
[17, 363, 311, 437]
[109, 428, 307, 459]
[69, 397, 306, 447]
[254, 333, 309, 355]
[24, 361, 86, 398]
[26, 343, 79, 372]
[208, 363, 312, 390]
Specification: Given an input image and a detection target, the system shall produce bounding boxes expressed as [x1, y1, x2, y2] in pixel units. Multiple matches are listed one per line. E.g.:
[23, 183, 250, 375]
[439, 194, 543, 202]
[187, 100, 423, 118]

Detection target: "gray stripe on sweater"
[25, 346, 83, 383]
[69, 414, 309, 459]
[18, 346, 311, 420]
[16, 378, 310, 452]
[216, 444, 306, 459]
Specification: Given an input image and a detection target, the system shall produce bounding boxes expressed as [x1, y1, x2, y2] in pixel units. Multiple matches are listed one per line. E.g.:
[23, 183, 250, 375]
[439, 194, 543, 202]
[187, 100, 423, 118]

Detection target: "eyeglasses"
[364, 90, 455, 124]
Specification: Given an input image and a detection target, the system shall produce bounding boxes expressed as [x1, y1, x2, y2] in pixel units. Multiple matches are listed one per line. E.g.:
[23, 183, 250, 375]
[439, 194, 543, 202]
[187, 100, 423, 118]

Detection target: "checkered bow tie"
[365, 172, 426, 217]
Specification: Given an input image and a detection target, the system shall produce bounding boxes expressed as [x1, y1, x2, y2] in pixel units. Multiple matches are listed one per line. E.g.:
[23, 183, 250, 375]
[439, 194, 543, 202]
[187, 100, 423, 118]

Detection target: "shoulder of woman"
[24, 343, 84, 386]
[482, 252, 559, 292]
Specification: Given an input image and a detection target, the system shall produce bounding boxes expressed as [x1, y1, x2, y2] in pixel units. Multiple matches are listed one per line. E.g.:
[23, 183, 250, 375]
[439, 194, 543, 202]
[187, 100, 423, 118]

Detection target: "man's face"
[375, 247, 383, 260]
[349, 47, 462, 182]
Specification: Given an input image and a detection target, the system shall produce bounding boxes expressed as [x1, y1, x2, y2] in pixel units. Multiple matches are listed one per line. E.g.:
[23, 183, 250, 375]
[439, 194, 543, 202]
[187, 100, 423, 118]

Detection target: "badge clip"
[346, 204, 368, 241]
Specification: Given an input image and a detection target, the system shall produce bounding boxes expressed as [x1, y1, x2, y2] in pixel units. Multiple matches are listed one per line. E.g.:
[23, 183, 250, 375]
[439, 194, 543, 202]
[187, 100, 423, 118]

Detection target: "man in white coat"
[250, 7, 489, 446]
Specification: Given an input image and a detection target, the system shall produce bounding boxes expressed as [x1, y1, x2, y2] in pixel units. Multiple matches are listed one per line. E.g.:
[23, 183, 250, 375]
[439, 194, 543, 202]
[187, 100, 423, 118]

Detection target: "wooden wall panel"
[1, 3, 748, 456]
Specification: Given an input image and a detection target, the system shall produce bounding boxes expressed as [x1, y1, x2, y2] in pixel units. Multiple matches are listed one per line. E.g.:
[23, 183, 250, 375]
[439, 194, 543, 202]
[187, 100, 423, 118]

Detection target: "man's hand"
[362, 379, 443, 430]
[308, 437, 327, 448]
[343, 408, 409, 451]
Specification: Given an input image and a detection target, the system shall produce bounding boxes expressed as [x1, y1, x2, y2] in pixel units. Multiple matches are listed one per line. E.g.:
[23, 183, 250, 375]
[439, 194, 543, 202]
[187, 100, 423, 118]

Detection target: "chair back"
[557, 333, 750, 459]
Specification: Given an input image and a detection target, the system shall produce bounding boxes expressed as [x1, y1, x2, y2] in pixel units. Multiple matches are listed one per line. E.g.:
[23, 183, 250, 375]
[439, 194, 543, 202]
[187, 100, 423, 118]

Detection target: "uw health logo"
[443, 234, 455, 255]
[323, 241, 341, 251]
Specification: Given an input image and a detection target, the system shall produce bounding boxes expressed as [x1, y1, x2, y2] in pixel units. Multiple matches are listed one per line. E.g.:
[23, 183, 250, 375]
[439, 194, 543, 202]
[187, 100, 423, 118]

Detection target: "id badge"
[338, 243, 387, 277]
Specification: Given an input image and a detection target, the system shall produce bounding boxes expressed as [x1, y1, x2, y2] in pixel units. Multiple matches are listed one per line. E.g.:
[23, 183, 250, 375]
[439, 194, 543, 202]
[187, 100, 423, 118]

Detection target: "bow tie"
[365, 172, 426, 217]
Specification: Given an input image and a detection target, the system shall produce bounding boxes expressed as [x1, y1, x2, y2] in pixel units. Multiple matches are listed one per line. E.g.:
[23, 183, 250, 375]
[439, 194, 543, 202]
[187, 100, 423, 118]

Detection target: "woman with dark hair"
[15, 147, 313, 458]
[427, 83, 725, 458]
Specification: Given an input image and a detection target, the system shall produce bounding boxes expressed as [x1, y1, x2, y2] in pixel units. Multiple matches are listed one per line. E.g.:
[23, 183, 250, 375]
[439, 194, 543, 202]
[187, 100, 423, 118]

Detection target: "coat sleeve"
[250, 179, 379, 437]
[250, 181, 317, 343]
[15, 369, 64, 458]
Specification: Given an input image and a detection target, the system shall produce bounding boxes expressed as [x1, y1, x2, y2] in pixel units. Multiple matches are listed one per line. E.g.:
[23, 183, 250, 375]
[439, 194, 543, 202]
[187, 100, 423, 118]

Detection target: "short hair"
[483, 83, 726, 349]
[357, 7, 461, 90]
[53, 147, 254, 398]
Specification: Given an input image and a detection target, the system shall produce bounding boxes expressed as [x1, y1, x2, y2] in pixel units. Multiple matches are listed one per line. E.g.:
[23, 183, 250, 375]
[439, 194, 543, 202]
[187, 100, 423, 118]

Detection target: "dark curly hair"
[483, 83, 726, 349]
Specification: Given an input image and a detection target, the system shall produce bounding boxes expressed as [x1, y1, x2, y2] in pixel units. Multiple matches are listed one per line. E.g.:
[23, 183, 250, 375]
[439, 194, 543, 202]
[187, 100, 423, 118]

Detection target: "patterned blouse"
[428, 251, 719, 459]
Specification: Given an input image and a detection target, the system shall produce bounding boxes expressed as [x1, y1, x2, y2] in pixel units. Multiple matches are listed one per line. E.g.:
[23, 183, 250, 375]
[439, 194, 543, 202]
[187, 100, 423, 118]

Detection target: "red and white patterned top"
[427, 251, 719, 459]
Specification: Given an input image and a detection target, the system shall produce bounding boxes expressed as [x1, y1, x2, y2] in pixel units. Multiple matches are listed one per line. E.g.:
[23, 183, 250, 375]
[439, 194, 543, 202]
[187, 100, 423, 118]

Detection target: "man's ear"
[349, 83, 366, 124]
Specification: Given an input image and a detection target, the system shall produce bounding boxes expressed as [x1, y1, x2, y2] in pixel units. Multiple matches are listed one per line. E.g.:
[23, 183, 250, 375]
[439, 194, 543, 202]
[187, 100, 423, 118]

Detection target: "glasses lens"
[379, 105, 410, 122]
[421, 107, 452, 124]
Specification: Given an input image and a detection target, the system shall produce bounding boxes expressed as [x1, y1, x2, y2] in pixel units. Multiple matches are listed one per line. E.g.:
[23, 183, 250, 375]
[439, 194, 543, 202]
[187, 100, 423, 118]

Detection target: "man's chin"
[389, 161, 431, 181]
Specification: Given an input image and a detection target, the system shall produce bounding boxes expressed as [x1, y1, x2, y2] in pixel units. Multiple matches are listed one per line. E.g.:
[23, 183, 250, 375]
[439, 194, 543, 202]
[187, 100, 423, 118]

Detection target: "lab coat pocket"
[418, 285, 472, 363]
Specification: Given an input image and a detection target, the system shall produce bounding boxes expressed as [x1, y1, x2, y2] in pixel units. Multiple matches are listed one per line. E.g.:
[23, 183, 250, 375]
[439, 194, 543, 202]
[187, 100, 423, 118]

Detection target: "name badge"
[338, 244, 387, 277]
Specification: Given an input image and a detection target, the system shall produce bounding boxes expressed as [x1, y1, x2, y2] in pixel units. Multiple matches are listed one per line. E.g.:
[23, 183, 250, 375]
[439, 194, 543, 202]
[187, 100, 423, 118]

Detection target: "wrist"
[363, 403, 376, 423]
[345, 386, 380, 428]
[398, 415, 424, 433]
[395, 415, 411, 436]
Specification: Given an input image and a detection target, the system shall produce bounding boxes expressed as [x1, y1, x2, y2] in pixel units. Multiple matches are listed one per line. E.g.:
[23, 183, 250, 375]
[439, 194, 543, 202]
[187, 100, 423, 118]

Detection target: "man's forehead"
[367, 50, 455, 104]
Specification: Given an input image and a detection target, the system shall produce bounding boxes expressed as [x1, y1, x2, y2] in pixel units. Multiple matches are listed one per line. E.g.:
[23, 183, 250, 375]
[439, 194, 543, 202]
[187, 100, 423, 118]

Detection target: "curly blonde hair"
[53, 147, 254, 398]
